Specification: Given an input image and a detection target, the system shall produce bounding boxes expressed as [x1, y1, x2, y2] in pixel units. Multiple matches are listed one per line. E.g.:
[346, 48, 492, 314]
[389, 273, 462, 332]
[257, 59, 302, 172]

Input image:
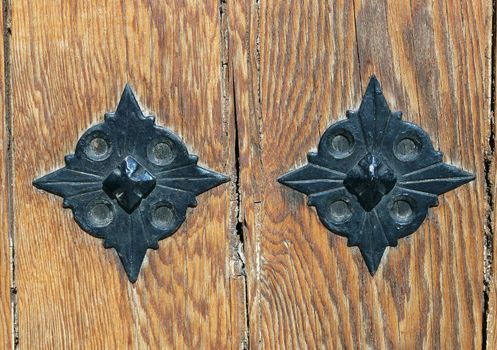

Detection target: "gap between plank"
[3, 0, 15, 348]
[219, 0, 250, 348]
[483, 0, 496, 348]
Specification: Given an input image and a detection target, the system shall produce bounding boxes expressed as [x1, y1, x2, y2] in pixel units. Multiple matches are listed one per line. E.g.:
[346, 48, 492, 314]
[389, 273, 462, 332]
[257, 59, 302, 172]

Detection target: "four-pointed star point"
[33, 84, 229, 282]
[278, 75, 475, 275]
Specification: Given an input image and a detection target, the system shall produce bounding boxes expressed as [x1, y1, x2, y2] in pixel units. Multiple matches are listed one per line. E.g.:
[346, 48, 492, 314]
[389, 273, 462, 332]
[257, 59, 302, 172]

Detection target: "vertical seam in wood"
[233, 72, 250, 349]
[3, 0, 15, 348]
[351, 0, 363, 92]
[252, 1, 263, 348]
[220, 0, 250, 348]
[483, 0, 496, 348]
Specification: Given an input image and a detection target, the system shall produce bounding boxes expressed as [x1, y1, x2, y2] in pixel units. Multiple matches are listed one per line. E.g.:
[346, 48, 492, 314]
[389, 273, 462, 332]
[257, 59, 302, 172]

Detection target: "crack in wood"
[483, 2, 496, 349]
[220, 1, 250, 348]
[3, 0, 16, 348]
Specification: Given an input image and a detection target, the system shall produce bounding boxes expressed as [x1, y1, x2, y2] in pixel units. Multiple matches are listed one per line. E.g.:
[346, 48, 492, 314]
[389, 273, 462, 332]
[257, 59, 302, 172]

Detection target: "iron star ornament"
[33, 85, 229, 282]
[278, 76, 475, 274]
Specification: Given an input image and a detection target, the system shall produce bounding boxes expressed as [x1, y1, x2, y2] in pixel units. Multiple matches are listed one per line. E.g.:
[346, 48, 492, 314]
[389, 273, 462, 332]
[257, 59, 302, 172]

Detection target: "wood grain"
[6, 0, 494, 348]
[0, 1, 10, 348]
[225, 1, 261, 348]
[234, 0, 491, 348]
[13, 1, 242, 348]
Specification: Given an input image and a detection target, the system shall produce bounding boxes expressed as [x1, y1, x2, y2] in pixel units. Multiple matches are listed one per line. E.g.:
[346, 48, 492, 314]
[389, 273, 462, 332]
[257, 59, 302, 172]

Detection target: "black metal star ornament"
[278, 76, 475, 275]
[33, 85, 229, 282]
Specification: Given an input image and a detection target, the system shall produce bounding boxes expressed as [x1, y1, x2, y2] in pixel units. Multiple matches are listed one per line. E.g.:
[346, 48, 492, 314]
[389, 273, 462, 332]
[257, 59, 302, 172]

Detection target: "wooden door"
[0, 0, 494, 349]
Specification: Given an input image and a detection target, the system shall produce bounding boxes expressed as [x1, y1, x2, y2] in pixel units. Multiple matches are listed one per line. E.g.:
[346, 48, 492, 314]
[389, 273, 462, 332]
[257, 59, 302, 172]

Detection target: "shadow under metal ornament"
[278, 76, 475, 275]
[33, 85, 229, 282]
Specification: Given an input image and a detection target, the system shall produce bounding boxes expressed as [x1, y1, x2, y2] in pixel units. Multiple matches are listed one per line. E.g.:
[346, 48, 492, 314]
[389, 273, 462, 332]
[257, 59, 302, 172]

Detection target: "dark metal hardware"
[33, 85, 229, 282]
[278, 76, 475, 275]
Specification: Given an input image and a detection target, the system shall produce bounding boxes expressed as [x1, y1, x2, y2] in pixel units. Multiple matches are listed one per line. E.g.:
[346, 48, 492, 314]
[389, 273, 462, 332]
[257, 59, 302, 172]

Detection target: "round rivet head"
[151, 203, 176, 230]
[88, 201, 114, 227]
[328, 199, 353, 223]
[148, 139, 175, 166]
[328, 130, 355, 159]
[85, 136, 111, 161]
[394, 137, 421, 161]
[390, 199, 414, 224]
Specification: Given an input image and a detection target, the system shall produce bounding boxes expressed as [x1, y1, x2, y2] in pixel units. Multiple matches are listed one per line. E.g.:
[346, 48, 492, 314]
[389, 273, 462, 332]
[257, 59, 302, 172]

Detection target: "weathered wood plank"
[13, 1, 241, 348]
[352, 1, 489, 348]
[239, 0, 490, 348]
[225, 0, 262, 348]
[0, 1, 10, 348]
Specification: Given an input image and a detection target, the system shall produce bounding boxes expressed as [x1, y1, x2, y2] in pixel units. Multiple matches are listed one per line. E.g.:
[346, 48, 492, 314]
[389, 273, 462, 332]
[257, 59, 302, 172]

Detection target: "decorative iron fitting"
[33, 85, 229, 282]
[278, 76, 475, 275]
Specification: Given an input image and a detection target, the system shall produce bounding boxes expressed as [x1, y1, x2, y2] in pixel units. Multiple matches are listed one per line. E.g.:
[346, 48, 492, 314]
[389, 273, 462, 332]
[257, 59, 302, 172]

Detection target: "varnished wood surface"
[13, 1, 242, 349]
[234, 0, 490, 348]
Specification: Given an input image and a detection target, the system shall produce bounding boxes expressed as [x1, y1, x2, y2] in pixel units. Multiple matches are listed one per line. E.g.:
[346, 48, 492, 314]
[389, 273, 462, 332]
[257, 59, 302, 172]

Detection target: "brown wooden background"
[0, 0, 495, 349]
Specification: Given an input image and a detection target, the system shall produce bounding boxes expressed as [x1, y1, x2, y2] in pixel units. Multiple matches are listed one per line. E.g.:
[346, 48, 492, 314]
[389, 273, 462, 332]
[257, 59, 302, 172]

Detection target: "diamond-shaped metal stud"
[102, 156, 156, 213]
[343, 154, 396, 211]
[33, 85, 229, 282]
[278, 76, 475, 274]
